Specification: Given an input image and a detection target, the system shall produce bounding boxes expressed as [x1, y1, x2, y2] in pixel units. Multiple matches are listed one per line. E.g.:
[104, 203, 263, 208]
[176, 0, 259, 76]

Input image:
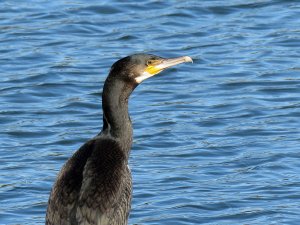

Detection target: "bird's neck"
[101, 77, 137, 154]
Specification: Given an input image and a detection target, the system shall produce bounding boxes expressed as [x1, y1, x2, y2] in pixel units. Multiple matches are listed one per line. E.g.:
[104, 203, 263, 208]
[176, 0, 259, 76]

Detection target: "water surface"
[1, 0, 300, 224]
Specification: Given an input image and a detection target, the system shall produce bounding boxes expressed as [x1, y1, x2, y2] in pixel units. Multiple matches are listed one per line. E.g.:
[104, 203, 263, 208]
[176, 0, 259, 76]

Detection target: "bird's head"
[109, 54, 193, 84]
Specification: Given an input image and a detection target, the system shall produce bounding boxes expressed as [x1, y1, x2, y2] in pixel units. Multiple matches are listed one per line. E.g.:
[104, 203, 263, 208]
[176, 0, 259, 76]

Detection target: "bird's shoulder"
[88, 136, 127, 168]
[79, 136, 128, 201]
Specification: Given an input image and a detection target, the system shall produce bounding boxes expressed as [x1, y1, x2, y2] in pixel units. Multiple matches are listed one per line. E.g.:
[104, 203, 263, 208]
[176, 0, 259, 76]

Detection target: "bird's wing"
[46, 140, 95, 225]
[75, 138, 127, 225]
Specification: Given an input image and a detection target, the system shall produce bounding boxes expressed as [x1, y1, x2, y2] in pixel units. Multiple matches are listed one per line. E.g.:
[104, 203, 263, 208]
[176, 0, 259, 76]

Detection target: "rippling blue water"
[1, 0, 300, 224]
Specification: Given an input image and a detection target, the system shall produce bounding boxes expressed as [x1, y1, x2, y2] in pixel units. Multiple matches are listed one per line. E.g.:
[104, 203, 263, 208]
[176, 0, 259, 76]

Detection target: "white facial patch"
[135, 71, 153, 83]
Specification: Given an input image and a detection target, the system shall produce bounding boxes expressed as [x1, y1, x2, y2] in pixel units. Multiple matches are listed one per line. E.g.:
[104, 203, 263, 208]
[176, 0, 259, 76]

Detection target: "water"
[1, 0, 300, 224]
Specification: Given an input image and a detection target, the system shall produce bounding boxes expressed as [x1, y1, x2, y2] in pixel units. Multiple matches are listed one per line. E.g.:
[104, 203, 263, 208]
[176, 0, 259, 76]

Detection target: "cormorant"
[46, 54, 192, 225]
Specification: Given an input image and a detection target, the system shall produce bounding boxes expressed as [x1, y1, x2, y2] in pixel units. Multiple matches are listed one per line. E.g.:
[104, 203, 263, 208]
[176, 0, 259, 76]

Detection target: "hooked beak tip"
[183, 56, 193, 63]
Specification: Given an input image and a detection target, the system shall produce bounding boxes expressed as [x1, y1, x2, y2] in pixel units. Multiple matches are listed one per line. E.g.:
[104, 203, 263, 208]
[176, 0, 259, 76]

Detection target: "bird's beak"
[145, 56, 193, 75]
[136, 56, 193, 83]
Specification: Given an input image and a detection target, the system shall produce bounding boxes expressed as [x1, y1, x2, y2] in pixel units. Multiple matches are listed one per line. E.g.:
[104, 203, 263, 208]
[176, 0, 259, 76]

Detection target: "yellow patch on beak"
[144, 65, 163, 75]
[144, 59, 164, 75]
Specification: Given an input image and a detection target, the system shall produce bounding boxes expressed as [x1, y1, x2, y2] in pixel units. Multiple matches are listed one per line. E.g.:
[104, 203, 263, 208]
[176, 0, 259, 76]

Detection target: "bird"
[46, 53, 192, 225]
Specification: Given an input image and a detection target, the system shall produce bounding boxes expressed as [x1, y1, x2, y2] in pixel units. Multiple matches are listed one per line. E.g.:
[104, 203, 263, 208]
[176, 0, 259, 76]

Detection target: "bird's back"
[46, 137, 132, 225]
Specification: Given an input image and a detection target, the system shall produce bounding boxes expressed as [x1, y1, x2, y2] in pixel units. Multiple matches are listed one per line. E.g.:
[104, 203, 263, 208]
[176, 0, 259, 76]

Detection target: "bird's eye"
[146, 60, 153, 66]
